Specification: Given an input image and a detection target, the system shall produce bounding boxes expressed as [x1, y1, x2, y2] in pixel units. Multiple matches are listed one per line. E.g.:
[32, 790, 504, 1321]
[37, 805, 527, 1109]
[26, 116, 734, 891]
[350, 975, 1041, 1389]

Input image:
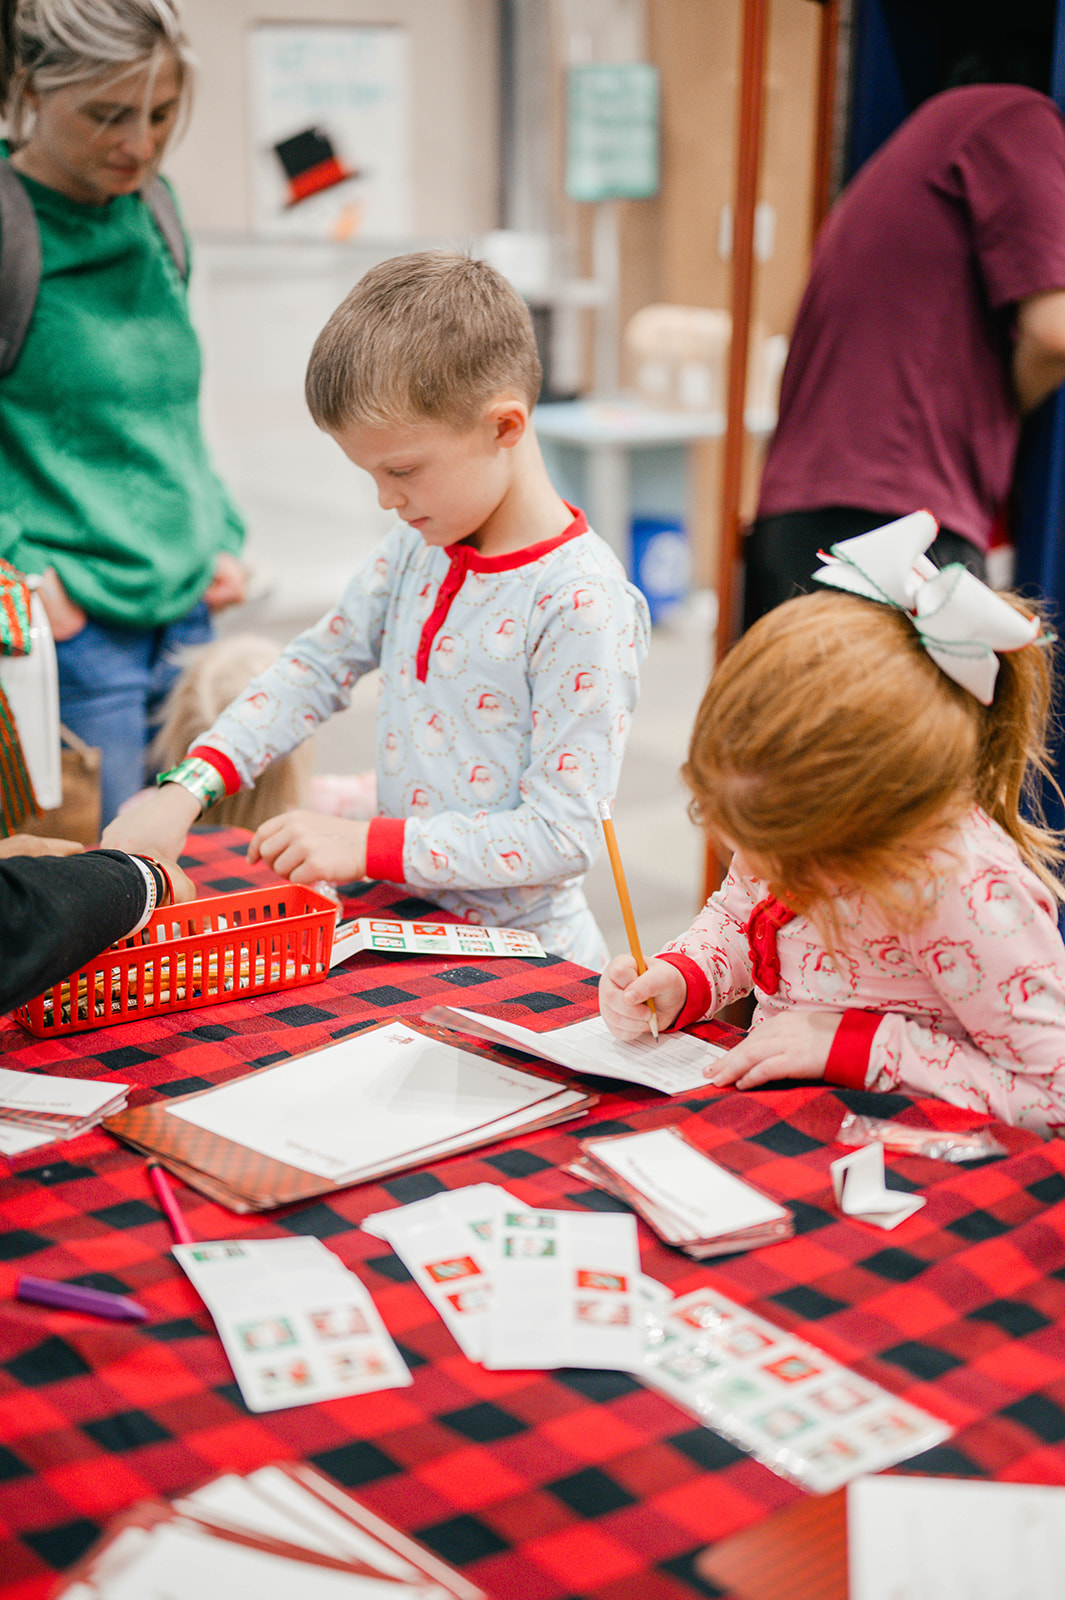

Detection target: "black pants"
[742, 507, 988, 631]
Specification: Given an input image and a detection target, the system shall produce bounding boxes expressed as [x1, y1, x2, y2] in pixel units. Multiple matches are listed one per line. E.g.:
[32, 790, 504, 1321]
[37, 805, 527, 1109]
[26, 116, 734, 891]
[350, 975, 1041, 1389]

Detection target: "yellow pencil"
[597, 799, 659, 1040]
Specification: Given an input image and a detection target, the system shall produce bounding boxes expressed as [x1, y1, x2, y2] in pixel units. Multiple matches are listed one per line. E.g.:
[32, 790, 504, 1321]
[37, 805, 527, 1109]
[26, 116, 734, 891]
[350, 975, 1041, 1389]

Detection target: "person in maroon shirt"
[744, 84, 1065, 624]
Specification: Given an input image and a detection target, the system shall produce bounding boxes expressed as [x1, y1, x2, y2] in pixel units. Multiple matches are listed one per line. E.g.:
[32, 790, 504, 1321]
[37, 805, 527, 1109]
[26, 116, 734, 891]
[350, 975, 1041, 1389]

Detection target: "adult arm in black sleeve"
[0, 849, 159, 1012]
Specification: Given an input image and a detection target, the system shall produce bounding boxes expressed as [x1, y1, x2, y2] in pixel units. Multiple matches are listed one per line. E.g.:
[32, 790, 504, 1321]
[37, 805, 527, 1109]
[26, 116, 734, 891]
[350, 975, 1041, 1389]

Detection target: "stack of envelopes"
[567, 1124, 794, 1257]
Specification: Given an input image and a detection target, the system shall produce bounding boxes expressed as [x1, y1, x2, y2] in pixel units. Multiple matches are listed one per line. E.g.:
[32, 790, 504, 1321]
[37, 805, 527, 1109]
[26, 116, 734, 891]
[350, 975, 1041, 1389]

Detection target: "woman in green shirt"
[0, 0, 246, 824]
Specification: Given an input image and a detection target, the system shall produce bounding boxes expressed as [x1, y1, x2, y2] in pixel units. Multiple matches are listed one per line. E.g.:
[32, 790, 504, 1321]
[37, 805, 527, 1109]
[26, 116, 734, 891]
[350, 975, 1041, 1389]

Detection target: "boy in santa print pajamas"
[106, 252, 650, 969]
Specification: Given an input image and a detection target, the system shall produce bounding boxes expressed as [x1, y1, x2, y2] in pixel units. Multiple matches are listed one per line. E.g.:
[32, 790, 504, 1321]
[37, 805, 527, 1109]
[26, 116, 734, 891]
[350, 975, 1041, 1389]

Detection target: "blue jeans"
[56, 602, 214, 828]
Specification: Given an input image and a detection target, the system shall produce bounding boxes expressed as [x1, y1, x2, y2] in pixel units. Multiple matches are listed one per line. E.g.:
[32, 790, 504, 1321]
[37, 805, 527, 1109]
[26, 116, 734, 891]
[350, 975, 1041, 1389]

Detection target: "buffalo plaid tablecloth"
[2, 829, 1065, 1600]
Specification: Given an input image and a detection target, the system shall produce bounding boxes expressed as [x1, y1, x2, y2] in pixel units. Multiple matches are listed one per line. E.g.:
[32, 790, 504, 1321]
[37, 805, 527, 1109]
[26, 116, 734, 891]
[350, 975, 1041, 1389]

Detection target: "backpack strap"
[143, 175, 189, 284]
[0, 158, 42, 380]
[0, 161, 188, 380]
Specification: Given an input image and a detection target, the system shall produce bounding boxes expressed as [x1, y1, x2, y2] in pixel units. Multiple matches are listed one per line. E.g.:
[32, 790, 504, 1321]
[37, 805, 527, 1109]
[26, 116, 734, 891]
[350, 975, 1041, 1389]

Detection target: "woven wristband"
[125, 854, 159, 936]
[156, 757, 226, 813]
[134, 854, 174, 908]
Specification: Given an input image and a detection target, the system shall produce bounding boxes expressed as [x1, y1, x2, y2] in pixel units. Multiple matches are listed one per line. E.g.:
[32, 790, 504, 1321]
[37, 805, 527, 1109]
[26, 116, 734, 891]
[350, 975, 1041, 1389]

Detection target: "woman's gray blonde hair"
[0, 0, 193, 145]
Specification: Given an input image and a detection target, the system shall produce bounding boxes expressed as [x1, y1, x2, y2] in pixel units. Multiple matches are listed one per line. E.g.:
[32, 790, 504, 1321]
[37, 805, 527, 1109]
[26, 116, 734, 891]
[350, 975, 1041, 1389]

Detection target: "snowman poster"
[248, 24, 411, 241]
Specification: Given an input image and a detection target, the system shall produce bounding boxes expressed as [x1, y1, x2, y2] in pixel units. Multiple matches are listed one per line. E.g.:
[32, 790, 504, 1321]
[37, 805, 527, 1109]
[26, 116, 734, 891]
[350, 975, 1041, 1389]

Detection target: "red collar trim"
[745, 894, 798, 996]
[415, 506, 588, 683]
[446, 504, 587, 574]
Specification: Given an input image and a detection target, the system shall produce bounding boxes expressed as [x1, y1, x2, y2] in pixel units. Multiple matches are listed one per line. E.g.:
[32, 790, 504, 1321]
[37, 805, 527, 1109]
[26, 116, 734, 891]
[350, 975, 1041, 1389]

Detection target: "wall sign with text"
[566, 63, 660, 202]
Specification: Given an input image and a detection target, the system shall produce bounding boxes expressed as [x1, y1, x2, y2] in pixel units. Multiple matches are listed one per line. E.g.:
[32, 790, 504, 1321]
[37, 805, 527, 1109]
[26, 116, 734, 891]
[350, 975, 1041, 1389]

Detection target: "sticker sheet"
[637, 1286, 951, 1492]
[173, 1237, 411, 1413]
[362, 1183, 524, 1361]
[364, 1185, 646, 1371]
[331, 918, 545, 966]
[483, 1201, 644, 1371]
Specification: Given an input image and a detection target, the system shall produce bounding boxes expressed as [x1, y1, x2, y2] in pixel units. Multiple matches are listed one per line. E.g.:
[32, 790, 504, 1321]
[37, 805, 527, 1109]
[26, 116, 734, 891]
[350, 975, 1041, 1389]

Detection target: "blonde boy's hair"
[305, 250, 542, 433]
[685, 589, 1063, 929]
[151, 634, 315, 832]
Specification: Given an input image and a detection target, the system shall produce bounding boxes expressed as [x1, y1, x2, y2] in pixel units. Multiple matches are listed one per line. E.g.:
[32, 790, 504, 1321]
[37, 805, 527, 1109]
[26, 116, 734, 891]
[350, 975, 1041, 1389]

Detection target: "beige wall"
[621, 0, 822, 583]
[168, 0, 501, 237]
[168, 0, 825, 593]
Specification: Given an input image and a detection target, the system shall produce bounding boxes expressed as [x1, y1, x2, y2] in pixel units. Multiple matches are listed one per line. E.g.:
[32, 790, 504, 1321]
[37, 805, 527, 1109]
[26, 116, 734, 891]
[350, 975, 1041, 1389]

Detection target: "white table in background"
[535, 397, 776, 566]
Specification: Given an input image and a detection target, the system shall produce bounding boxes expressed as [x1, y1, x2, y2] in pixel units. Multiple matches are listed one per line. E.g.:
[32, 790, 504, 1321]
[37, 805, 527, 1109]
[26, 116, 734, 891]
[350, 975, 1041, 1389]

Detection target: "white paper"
[176, 1471, 420, 1578]
[584, 1127, 790, 1238]
[246, 1468, 426, 1579]
[173, 1237, 410, 1413]
[449, 1007, 725, 1093]
[0, 1066, 127, 1117]
[0, 1123, 58, 1156]
[831, 1143, 925, 1229]
[167, 1021, 578, 1180]
[848, 1475, 1065, 1600]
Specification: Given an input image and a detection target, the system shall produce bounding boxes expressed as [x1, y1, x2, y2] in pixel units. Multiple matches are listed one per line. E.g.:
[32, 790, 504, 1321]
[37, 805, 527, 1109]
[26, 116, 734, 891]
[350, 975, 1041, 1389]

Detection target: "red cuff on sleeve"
[824, 1008, 883, 1088]
[657, 951, 713, 1031]
[365, 816, 406, 882]
[187, 745, 242, 798]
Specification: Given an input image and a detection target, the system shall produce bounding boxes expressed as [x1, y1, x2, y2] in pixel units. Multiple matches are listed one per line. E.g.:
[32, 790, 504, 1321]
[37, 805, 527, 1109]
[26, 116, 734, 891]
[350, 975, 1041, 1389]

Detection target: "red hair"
[685, 590, 1063, 929]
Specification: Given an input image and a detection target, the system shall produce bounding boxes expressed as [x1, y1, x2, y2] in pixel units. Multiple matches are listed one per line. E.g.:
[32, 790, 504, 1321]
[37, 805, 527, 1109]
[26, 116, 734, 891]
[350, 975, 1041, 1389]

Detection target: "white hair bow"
[812, 510, 1042, 705]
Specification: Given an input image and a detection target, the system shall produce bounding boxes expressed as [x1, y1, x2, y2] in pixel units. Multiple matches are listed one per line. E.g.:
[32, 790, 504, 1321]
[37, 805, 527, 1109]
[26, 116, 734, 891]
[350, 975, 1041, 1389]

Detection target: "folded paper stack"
[568, 1123, 794, 1257]
[0, 1066, 128, 1159]
[51, 1459, 486, 1598]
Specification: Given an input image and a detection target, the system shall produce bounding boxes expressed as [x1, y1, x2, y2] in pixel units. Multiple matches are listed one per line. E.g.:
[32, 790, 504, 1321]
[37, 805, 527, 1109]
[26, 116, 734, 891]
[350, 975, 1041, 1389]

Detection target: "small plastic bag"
[836, 1110, 1006, 1163]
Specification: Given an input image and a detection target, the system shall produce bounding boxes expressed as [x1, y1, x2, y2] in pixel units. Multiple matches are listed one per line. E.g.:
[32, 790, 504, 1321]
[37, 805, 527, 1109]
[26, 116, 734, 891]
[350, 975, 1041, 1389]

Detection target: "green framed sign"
[565, 63, 660, 202]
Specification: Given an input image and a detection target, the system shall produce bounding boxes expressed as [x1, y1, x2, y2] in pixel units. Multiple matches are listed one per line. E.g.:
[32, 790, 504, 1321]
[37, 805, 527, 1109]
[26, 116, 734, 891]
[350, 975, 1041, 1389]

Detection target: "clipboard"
[694, 1488, 847, 1600]
[104, 1019, 596, 1213]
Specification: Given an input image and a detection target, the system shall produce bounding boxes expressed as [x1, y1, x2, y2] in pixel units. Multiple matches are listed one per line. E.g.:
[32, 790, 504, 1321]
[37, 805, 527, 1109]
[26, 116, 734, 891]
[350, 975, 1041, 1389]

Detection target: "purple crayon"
[15, 1275, 149, 1323]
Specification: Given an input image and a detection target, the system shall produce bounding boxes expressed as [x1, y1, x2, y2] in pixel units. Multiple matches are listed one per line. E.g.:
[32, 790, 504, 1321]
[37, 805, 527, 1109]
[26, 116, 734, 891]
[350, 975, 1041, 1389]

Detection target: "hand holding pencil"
[597, 799, 685, 1042]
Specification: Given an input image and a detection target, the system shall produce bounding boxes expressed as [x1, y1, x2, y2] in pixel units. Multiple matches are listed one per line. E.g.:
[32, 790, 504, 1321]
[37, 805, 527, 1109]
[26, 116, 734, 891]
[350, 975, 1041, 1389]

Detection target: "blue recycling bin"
[630, 516, 690, 623]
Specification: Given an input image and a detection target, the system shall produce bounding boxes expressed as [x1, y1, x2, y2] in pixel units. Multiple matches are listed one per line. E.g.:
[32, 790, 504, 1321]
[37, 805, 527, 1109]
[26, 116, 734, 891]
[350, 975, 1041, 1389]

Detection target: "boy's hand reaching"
[599, 954, 687, 1039]
[706, 1009, 842, 1089]
[249, 811, 370, 886]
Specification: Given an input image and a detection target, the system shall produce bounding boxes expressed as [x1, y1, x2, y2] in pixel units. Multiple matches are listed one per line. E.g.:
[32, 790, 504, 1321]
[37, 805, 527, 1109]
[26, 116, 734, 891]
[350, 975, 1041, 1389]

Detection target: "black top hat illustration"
[272, 127, 359, 206]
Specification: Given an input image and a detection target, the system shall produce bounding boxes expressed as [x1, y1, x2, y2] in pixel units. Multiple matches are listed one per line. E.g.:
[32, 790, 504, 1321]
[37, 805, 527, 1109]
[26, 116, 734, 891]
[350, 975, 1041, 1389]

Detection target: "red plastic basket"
[15, 885, 338, 1036]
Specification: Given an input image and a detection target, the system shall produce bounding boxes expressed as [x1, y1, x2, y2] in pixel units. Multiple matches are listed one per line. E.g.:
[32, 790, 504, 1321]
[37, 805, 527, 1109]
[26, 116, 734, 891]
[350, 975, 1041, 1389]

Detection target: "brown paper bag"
[19, 723, 101, 847]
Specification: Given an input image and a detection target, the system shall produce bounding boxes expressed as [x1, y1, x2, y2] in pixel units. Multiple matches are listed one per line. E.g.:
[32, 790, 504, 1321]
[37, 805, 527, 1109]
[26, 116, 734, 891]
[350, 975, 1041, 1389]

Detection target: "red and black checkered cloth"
[2, 830, 1064, 1600]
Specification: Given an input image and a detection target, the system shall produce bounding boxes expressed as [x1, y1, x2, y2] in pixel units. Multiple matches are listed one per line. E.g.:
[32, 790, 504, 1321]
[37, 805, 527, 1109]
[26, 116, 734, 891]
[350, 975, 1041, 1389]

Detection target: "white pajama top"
[192, 510, 650, 968]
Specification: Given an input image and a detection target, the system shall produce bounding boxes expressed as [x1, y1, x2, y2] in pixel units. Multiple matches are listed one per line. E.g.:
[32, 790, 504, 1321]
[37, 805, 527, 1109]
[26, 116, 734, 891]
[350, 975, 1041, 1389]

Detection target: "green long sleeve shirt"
[0, 151, 244, 627]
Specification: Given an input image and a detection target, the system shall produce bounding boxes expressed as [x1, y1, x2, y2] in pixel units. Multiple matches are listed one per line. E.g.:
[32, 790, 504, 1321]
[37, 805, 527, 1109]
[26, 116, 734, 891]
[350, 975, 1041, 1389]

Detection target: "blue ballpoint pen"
[14, 1274, 150, 1322]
